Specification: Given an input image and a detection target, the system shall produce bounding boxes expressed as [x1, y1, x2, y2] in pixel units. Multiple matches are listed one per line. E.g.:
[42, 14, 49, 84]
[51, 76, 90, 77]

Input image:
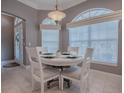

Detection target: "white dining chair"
[36, 47, 48, 54]
[68, 47, 79, 55]
[61, 48, 94, 93]
[26, 47, 60, 93]
[35, 47, 50, 69]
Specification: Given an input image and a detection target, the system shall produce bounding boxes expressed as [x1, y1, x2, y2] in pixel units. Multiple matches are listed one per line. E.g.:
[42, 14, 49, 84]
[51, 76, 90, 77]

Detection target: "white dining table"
[40, 55, 83, 67]
[40, 54, 83, 88]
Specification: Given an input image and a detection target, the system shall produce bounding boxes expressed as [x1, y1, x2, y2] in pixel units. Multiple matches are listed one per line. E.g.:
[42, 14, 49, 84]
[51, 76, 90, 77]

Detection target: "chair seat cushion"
[62, 66, 81, 80]
[34, 67, 59, 80]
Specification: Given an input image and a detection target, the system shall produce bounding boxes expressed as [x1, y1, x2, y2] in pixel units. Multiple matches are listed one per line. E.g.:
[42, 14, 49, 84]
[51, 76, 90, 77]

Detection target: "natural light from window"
[69, 8, 118, 64]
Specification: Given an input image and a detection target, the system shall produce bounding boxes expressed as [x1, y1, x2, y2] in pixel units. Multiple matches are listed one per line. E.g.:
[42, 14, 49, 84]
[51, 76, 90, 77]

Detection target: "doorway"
[1, 12, 26, 67]
[14, 17, 25, 66]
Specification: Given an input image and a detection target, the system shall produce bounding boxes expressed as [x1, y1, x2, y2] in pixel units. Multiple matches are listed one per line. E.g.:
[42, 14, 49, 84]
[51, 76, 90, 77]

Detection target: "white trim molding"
[2, 59, 15, 63]
[1, 60, 15, 67]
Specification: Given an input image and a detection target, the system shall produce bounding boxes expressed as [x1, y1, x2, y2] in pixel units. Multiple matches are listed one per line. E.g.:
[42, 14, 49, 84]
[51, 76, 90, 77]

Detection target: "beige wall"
[1, 14, 14, 61]
[2, 0, 39, 65]
[2, 0, 39, 47]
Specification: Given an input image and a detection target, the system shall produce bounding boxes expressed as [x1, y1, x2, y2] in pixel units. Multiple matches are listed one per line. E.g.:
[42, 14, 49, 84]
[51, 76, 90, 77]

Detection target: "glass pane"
[70, 41, 88, 56]
[42, 29, 59, 53]
[91, 21, 118, 40]
[69, 25, 89, 41]
[91, 40, 117, 63]
[90, 21, 118, 63]
[69, 25, 89, 55]
[42, 18, 56, 25]
[14, 17, 23, 25]
[69, 21, 118, 64]
[72, 8, 112, 22]
[90, 9, 112, 17]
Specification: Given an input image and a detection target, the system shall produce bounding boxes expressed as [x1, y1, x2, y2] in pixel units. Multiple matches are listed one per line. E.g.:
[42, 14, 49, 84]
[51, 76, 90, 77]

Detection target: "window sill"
[92, 60, 118, 67]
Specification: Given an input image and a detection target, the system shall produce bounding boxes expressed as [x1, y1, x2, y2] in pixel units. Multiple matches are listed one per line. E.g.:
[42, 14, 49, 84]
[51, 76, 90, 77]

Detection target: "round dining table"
[40, 55, 83, 67]
[40, 54, 83, 88]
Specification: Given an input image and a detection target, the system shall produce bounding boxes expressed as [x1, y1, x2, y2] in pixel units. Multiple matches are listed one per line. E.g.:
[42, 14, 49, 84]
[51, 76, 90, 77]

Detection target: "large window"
[69, 8, 119, 64]
[42, 29, 59, 53]
[41, 18, 59, 53]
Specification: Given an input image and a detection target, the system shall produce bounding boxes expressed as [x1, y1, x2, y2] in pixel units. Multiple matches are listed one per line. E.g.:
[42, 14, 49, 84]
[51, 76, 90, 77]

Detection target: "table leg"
[47, 79, 59, 89]
[47, 66, 71, 89]
[64, 79, 71, 88]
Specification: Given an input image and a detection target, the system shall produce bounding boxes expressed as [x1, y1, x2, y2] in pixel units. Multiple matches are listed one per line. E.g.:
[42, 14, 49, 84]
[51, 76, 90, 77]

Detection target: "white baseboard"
[1, 59, 28, 69]
[1, 59, 15, 67]
[2, 59, 15, 63]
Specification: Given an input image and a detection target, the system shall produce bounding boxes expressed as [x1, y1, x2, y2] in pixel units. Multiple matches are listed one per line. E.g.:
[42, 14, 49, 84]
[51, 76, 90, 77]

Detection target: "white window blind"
[68, 9, 121, 64]
[41, 18, 60, 53]
[69, 25, 89, 55]
[42, 29, 59, 53]
[69, 21, 118, 64]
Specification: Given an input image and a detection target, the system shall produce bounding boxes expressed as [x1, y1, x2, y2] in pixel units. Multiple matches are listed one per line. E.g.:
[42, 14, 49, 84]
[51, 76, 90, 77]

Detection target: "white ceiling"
[17, 0, 87, 10]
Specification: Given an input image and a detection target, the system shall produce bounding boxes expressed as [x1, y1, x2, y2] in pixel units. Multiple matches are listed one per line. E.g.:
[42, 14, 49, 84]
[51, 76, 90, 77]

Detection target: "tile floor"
[1, 66, 122, 93]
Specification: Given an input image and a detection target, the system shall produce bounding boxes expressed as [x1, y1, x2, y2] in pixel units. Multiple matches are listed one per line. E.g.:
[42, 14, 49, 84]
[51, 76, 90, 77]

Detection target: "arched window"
[41, 18, 59, 53]
[72, 8, 113, 22]
[42, 18, 56, 25]
[69, 8, 119, 64]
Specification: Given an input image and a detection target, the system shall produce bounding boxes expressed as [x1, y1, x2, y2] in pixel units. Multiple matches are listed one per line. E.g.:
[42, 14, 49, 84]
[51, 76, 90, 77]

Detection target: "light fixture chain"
[56, 0, 58, 10]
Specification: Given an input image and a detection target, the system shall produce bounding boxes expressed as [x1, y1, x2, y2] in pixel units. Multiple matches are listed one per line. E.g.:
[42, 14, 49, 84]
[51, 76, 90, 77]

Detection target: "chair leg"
[87, 77, 90, 93]
[47, 81, 50, 89]
[61, 76, 63, 90]
[31, 78, 35, 91]
[65, 79, 71, 88]
[41, 83, 44, 93]
[59, 76, 61, 89]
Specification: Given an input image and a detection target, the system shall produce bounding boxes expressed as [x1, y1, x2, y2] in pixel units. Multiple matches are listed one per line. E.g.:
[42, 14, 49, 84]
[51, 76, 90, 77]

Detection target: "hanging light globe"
[48, 10, 66, 21]
[48, 0, 66, 22]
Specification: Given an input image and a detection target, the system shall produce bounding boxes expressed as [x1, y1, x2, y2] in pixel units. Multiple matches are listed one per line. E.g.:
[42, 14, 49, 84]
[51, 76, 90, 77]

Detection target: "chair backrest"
[36, 47, 48, 55]
[68, 47, 79, 55]
[26, 47, 44, 79]
[81, 48, 94, 75]
[84, 48, 94, 60]
[26, 47, 38, 63]
[80, 48, 94, 93]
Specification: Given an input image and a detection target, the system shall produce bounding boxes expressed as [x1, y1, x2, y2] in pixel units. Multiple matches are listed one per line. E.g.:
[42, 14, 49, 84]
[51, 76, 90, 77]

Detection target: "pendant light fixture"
[48, 0, 66, 23]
